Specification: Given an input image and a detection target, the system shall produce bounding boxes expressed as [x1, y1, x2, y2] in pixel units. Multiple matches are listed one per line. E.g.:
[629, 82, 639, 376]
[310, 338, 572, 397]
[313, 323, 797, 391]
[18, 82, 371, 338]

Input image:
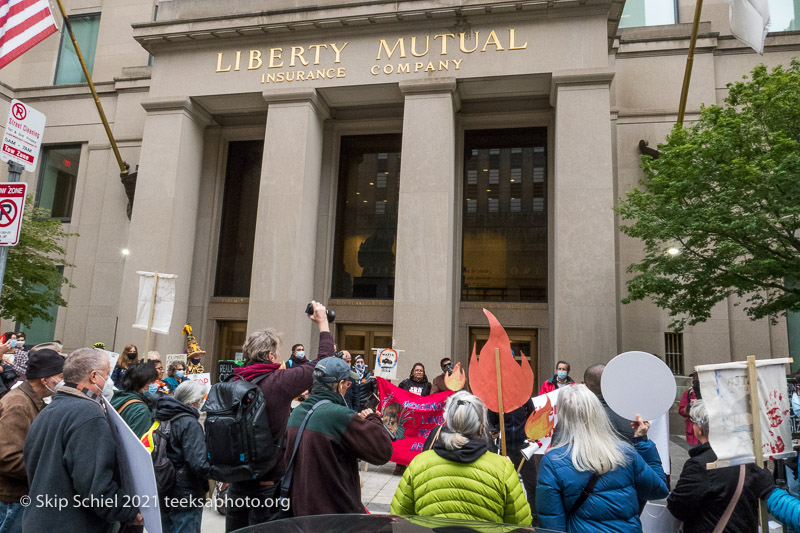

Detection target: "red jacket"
[538, 375, 576, 396]
[678, 389, 698, 445]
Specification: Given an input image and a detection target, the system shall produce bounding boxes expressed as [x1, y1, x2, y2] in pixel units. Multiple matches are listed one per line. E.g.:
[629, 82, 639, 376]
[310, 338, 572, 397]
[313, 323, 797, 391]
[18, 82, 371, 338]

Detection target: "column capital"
[398, 78, 459, 111]
[140, 96, 214, 127]
[262, 87, 330, 120]
[549, 68, 615, 107]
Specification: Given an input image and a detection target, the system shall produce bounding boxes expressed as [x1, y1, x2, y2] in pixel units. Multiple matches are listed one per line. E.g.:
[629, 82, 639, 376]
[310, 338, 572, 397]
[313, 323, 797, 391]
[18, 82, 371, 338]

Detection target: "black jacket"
[398, 378, 431, 396]
[346, 371, 376, 412]
[488, 398, 535, 452]
[153, 396, 210, 502]
[597, 394, 635, 443]
[24, 386, 138, 532]
[667, 442, 763, 532]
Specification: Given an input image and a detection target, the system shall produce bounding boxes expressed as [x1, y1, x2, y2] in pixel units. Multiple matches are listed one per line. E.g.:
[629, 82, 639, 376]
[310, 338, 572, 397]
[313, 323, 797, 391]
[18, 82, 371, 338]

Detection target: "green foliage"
[616, 60, 800, 330]
[0, 195, 75, 327]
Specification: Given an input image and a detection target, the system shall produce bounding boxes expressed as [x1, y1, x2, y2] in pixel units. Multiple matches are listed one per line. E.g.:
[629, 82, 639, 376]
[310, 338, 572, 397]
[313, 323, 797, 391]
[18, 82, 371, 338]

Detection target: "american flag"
[0, 0, 58, 69]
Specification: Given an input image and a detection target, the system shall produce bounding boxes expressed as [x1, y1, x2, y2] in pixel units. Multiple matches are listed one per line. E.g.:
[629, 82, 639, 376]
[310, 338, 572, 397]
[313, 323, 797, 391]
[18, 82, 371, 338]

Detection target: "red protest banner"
[376, 377, 453, 465]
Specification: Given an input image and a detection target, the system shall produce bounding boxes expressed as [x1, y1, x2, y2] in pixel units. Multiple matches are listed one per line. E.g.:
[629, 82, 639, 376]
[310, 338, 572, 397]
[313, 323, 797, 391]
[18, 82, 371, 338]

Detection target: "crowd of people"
[4, 315, 800, 533]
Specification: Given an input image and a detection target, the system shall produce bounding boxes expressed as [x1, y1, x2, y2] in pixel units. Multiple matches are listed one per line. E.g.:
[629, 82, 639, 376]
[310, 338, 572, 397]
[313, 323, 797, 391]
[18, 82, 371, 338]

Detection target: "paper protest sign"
[697, 358, 793, 466]
[133, 272, 177, 335]
[103, 398, 161, 533]
[98, 349, 120, 371]
[602, 351, 677, 421]
[186, 372, 211, 391]
[165, 353, 187, 367]
[376, 348, 399, 379]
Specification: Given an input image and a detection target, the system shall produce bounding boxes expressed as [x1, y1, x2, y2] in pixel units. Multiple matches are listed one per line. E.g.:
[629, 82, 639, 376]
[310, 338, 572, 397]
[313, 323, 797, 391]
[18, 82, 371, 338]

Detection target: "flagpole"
[52, 0, 129, 177]
[677, 0, 704, 125]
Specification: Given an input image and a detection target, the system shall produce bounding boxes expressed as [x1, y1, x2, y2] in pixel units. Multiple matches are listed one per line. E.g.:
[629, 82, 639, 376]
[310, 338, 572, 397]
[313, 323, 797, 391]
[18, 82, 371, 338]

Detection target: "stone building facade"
[0, 0, 797, 386]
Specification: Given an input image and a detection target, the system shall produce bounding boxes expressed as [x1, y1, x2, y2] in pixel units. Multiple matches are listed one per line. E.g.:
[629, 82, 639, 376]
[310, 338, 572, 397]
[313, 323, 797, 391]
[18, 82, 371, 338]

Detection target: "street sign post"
[1, 100, 46, 172]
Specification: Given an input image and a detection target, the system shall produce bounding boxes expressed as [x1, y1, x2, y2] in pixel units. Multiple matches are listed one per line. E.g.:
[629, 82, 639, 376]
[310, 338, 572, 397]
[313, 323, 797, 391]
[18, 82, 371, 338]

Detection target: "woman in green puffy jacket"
[391, 391, 532, 525]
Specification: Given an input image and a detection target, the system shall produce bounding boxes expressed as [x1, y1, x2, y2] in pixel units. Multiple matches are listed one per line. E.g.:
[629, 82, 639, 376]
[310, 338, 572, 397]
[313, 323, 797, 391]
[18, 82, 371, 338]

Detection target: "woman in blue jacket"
[536, 385, 669, 532]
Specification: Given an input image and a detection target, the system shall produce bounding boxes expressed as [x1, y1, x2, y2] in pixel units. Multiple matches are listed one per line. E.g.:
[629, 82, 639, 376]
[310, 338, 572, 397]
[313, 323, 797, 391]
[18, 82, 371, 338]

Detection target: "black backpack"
[202, 373, 276, 482]
[148, 414, 192, 495]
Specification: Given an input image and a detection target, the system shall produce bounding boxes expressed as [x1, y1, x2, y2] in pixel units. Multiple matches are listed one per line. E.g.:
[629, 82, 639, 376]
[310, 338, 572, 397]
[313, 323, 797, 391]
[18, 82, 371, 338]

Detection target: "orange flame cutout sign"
[525, 396, 556, 442]
[444, 362, 467, 391]
[469, 309, 535, 413]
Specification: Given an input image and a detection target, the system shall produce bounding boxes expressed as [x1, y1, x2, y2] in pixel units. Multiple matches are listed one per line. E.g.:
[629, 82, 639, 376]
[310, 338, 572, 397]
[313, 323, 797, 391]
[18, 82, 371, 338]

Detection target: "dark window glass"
[214, 140, 263, 297]
[462, 128, 547, 302]
[332, 135, 401, 299]
[54, 14, 100, 85]
[36, 145, 80, 220]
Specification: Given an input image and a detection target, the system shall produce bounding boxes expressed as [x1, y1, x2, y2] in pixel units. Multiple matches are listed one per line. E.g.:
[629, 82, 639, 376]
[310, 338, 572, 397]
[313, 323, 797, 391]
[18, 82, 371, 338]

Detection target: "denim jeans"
[161, 507, 202, 533]
[0, 501, 23, 533]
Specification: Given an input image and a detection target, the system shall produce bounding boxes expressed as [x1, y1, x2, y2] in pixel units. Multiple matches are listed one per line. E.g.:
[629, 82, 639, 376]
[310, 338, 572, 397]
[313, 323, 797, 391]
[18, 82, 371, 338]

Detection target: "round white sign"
[601, 351, 677, 421]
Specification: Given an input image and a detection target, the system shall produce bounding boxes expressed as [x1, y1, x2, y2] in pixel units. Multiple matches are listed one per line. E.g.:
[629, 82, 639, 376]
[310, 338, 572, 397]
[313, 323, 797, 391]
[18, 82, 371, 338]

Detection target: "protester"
[346, 354, 377, 412]
[335, 350, 352, 366]
[285, 357, 393, 516]
[391, 391, 531, 525]
[667, 400, 768, 532]
[398, 363, 431, 396]
[9, 332, 28, 381]
[539, 360, 575, 394]
[224, 301, 334, 530]
[155, 380, 211, 533]
[488, 396, 537, 514]
[0, 350, 63, 532]
[111, 344, 139, 387]
[30, 341, 62, 354]
[110, 362, 158, 438]
[286, 343, 307, 369]
[583, 363, 635, 442]
[148, 359, 171, 395]
[147, 350, 161, 362]
[536, 385, 668, 532]
[23, 348, 142, 531]
[164, 361, 188, 393]
[678, 371, 701, 446]
[430, 357, 452, 394]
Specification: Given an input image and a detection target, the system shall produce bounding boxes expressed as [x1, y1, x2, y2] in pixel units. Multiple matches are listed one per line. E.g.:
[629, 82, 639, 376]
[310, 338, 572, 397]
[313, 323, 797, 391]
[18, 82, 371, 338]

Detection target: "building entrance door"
[468, 327, 538, 396]
[336, 324, 393, 372]
[215, 321, 247, 380]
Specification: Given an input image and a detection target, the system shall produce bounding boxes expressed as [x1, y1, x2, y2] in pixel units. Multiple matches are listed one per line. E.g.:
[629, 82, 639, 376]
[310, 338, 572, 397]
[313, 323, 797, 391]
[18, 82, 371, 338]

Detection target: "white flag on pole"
[133, 271, 177, 335]
[723, 0, 770, 54]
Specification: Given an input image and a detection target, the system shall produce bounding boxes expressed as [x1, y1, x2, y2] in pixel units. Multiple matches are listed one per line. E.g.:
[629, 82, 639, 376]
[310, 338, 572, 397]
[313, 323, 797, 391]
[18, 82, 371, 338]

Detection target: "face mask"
[148, 384, 159, 395]
[176, 370, 185, 379]
[557, 370, 568, 380]
[127, 352, 137, 360]
[295, 351, 306, 360]
[443, 363, 453, 375]
[100, 374, 115, 401]
[191, 357, 200, 363]
[9, 339, 17, 348]
[44, 378, 62, 397]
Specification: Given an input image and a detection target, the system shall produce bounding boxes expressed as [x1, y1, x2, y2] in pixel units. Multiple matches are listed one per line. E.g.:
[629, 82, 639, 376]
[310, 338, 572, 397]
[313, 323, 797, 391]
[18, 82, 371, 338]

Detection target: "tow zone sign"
[0, 183, 27, 245]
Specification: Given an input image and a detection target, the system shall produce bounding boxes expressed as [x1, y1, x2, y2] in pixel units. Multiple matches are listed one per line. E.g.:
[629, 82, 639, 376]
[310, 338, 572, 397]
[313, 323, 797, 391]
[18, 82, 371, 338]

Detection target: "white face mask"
[98, 373, 115, 401]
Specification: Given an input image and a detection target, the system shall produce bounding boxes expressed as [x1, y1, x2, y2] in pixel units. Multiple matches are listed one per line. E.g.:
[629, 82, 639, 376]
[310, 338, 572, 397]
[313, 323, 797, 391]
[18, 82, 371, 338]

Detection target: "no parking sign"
[0, 182, 26, 245]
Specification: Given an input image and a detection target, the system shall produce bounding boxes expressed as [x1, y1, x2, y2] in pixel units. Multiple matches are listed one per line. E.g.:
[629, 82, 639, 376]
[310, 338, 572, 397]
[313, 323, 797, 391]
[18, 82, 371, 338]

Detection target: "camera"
[305, 303, 336, 323]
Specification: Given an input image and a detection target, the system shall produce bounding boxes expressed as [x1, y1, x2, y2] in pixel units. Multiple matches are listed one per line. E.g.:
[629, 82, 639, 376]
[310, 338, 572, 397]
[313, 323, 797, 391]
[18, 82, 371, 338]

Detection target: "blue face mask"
[148, 384, 159, 395]
[295, 351, 306, 360]
[176, 370, 185, 379]
[557, 370, 568, 380]
[9, 339, 17, 348]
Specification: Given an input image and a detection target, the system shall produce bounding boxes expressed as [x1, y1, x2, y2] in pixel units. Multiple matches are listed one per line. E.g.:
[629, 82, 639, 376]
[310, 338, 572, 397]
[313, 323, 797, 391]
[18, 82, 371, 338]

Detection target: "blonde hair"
[549, 384, 626, 474]
[440, 391, 487, 451]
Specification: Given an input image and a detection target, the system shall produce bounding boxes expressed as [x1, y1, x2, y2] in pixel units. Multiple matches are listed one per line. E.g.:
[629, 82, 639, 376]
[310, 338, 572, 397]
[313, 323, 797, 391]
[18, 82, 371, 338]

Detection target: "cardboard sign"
[1, 100, 46, 171]
[376, 348, 398, 380]
[186, 372, 211, 391]
[377, 377, 453, 465]
[97, 349, 120, 372]
[0, 182, 26, 246]
[217, 360, 242, 382]
[602, 351, 677, 421]
[165, 353, 187, 368]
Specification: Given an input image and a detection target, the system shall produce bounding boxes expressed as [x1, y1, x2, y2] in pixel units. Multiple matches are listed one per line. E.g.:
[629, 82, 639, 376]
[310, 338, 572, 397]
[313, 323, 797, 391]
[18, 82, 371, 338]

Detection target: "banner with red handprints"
[376, 377, 454, 465]
[697, 358, 793, 466]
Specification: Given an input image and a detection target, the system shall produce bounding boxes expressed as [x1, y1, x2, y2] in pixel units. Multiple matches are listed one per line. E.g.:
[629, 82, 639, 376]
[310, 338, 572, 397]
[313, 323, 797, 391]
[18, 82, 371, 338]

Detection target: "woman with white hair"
[536, 385, 668, 532]
[390, 391, 531, 525]
[152, 380, 211, 533]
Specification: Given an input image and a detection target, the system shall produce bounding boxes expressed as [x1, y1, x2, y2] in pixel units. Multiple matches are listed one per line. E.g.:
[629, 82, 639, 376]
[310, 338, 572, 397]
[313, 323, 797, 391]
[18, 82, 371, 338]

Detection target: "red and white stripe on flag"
[0, 0, 58, 69]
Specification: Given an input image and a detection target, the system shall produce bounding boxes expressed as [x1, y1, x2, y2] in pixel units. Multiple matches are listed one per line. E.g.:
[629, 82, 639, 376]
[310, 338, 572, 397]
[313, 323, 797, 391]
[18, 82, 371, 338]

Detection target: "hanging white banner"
[133, 271, 177, 335]
[697, 358, 792, 467]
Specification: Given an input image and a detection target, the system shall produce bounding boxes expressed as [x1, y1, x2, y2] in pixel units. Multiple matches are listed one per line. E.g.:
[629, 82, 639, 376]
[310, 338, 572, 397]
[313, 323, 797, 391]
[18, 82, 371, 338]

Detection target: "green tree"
[1, 195, 75, 327]
[617, 60, 800, 329]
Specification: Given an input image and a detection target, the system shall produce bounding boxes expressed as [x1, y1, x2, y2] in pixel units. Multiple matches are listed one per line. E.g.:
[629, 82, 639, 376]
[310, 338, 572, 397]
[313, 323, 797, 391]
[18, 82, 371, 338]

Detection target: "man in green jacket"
[285, 357, 394, 516]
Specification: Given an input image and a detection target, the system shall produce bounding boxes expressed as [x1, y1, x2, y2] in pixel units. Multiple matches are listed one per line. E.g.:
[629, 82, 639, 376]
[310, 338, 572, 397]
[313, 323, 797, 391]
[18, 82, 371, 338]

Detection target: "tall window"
[462, 128, 547, 302]
[36, 145, 80, 220]
[332, 135, 401, 299]
[54, 14, 100, 85]
[619, 0, 677, 28]
[214, 141, 263, 297]
[665, 332, 684, 375]
[16, 267, 63, 345]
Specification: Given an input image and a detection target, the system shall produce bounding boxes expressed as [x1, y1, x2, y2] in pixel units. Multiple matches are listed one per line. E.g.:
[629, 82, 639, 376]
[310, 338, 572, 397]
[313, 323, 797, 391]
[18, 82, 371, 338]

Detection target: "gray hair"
[243, 328, 281, 364]
[550, 384, 626, 475]
[63, 348, 109, 383]
[147, 351, 161, 361]
[312, 368, 339, 391]
[174, 380, 206, 406]
[441, 391, 487, 451]
[689, 399, 709, 434]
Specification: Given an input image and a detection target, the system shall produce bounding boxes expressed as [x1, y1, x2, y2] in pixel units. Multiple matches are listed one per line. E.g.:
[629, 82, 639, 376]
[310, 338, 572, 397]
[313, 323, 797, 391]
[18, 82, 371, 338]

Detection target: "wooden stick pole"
[677, 0, 704, 125]
[144, 273, 159, 358]
[495, 348, 507, 457]
[517, 457, 526, 474]
[747, 355, 770, 533]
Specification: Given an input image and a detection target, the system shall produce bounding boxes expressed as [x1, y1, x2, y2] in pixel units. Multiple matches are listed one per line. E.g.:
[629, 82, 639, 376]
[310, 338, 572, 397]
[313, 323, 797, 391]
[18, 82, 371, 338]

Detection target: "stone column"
[246, 89, 328, 347]
[393, 79, 458, 378]
[117, 97, 212, 355]
[550, 69, 618, 374]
